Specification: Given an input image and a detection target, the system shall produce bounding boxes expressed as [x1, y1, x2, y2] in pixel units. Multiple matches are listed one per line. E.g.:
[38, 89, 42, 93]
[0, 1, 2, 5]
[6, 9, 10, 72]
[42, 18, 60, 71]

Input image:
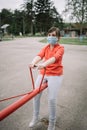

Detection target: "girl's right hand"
[29, 63, 36, 68]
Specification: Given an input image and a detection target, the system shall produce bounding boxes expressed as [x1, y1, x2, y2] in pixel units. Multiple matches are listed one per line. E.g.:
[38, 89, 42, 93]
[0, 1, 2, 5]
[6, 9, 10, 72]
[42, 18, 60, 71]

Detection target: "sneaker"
[47, 122, 56, 130]
[47, 126, 55, 130]
[29, 117, 40, 128]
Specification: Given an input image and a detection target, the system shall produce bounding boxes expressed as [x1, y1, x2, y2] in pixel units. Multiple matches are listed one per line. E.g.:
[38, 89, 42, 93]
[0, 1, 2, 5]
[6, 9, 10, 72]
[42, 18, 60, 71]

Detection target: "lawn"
[1, 35, 87, 45]
[40, 37, 87, 45]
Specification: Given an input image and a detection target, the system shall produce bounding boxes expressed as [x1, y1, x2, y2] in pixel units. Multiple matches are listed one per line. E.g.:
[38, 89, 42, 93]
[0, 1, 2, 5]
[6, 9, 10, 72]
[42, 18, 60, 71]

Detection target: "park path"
[0, 37, 87, 130]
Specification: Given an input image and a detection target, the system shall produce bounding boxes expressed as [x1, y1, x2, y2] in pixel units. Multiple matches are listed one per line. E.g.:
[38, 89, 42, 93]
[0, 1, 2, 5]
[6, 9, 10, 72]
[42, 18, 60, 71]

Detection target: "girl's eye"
[52, 34, 56, 36]
[48, 34, 56, 36]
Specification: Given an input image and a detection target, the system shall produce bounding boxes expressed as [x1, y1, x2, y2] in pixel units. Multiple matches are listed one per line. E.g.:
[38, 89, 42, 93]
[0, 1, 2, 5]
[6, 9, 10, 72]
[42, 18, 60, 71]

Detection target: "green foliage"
[64, 0, 87, 23]
[22, 0, 35, 34]
[0, 0, 64, 36]
[0, 9, 25, 35]
[64, 0, 87, 35]
[0, 9, 12, 25]
[34, 0, 52, 32]
[34, 0, 63, 34]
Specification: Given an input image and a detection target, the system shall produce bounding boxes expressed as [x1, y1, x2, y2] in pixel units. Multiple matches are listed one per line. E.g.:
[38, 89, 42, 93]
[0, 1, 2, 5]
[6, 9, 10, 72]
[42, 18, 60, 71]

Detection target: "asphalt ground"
[0, 37, 87, 130]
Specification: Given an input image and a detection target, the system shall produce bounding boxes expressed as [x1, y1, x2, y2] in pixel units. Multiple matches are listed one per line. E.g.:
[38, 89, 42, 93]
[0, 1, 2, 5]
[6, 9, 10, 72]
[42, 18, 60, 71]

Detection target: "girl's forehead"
[49, 31, 56, 34]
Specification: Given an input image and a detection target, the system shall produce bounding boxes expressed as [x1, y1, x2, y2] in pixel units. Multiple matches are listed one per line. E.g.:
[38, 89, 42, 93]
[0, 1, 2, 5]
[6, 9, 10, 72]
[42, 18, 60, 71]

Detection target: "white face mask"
[47, 36, 58, 45]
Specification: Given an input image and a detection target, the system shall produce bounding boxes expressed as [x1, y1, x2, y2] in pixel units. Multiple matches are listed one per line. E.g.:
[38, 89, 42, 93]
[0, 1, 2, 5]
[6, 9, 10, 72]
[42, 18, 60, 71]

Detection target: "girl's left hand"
[37, 63, 46, 69]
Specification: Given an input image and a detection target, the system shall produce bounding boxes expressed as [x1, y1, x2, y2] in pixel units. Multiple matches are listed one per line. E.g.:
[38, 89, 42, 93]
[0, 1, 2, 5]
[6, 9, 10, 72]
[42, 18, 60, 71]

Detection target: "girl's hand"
[37, 63, 46, 69]
[29, 63, 36, 68]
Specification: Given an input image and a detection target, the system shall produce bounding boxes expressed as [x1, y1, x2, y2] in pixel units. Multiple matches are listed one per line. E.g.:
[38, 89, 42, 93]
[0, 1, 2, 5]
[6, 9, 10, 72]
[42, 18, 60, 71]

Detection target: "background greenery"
[0, 0, 87, 36]
[0, 0, 64, 36]
[40, 37, 87, 45]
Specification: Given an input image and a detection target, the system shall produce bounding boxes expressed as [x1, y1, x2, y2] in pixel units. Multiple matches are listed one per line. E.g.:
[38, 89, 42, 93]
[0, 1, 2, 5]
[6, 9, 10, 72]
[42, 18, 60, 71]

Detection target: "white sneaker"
[47, 122, 55, 130]
[47, 126, 55, 130]
[29, 117, 40, 128]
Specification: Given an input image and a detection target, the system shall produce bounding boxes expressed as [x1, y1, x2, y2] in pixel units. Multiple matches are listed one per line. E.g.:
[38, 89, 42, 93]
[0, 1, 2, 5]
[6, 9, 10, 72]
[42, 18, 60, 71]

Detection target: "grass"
[1, 35, 87, 45]
[40, 37, 87, 45]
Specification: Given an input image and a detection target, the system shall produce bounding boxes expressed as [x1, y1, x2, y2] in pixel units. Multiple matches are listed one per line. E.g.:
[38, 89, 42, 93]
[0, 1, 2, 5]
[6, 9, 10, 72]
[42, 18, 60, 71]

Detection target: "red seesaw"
[0, 67, 48, 121]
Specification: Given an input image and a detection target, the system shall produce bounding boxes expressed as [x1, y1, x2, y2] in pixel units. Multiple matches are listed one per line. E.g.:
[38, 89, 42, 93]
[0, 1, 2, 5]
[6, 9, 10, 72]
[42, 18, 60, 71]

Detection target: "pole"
[0, 67, 47, 121]
[0, 82, 48, 121]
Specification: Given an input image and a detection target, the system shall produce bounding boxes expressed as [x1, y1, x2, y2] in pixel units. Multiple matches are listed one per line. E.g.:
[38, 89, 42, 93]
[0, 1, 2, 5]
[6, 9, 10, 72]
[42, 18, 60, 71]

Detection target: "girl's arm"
[43, 57, 55, 66]
[30, 56, 41, 68]
[37, 57, 56, 69]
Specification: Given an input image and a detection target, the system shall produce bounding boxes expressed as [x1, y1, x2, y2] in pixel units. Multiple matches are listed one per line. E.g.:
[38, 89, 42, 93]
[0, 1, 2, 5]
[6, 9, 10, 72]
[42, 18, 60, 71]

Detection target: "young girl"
[29, 27, 64, 130]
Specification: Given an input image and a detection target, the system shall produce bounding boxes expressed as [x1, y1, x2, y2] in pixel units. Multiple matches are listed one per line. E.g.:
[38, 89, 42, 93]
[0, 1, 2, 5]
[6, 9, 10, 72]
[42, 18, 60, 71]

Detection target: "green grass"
[0, 38, 13, 41]
[1, 35, 87, 45]
[40, 37, 87, 45]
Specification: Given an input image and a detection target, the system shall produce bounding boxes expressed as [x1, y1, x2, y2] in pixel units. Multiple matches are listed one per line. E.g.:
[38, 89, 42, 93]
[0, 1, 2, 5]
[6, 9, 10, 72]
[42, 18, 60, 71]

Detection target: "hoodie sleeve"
[53, 45, 64, 61]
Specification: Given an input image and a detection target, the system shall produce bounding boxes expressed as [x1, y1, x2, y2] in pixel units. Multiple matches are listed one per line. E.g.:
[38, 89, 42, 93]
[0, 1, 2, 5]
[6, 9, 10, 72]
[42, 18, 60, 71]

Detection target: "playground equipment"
[1, 24, 10, 34]
[0, 67, 48, 121]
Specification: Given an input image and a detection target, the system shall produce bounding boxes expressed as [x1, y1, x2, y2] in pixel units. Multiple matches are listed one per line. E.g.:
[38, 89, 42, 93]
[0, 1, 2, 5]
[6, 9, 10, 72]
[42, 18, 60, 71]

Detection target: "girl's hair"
[48, 27, 61, 38]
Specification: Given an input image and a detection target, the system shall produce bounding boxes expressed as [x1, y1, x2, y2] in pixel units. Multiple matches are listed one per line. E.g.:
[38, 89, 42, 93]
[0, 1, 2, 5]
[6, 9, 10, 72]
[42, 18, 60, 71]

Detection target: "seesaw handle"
[29, 65, 46, 90]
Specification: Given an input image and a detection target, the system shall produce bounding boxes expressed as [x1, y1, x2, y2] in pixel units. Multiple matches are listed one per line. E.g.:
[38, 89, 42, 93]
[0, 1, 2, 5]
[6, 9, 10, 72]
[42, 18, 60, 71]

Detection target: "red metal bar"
[29, 67, 35, 89]
[0, 67, 47, 121]
[0, 82, 48, 121]
[0, 91, 32, 102]
[0, 66, 44, 102]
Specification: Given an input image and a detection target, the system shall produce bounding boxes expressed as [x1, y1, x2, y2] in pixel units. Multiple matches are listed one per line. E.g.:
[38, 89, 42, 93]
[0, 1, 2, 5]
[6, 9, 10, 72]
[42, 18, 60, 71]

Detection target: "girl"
[29, 27, 64, 130]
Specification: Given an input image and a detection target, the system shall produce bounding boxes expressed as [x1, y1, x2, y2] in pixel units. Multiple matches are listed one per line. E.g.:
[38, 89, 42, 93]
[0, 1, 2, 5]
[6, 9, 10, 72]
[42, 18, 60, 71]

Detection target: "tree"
[50, 6, 64, 29]
[0, 9, 12, 25]
[65, 0, 87, 34]
[13, 10, 24, 35]
[34, 0, 53, 34]
[0, 9, 13, 34]
[34, 0, 63, 34]
[23, 0, 35, 35]
[0, 0, 64, 36]
[22, 0, 64, 35]
[0, 9, 24, 35]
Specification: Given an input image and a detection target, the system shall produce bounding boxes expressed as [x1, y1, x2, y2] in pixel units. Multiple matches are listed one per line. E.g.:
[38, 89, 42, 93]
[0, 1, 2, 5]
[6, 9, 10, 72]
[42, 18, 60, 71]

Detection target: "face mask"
[47, 36, 58, 45]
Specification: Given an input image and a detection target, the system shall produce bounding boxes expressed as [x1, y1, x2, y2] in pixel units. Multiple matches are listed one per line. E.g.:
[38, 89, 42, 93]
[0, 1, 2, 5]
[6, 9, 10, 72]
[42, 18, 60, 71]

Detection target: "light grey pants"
[33, 74, 63, 123]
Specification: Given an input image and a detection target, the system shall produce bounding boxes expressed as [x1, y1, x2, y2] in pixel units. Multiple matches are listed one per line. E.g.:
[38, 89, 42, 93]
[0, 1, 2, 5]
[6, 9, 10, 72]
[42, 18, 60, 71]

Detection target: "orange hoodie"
[37, 44, 64, 76]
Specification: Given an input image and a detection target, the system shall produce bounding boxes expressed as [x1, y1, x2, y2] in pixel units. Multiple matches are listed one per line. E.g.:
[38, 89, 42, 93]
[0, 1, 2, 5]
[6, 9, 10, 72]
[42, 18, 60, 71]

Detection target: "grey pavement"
[0, 37, 87, 130]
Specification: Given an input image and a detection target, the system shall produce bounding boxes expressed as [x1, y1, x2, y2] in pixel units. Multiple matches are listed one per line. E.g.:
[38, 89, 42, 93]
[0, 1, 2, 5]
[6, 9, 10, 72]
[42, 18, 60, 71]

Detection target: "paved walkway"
[0, 37, 87, 130]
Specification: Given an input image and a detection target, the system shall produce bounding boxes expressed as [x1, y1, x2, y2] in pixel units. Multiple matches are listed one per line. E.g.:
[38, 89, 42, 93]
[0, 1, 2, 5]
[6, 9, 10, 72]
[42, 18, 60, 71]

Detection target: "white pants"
[33, 74, 63, 123]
